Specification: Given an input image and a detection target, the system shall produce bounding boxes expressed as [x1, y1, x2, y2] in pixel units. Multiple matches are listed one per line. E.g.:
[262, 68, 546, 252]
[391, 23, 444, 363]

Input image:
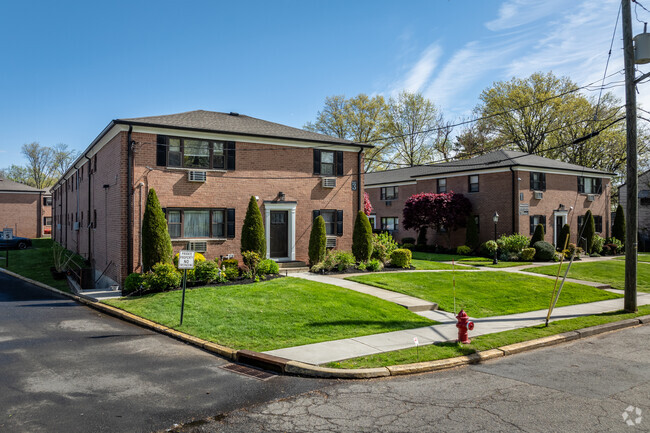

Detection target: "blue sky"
[0, 0, 644, 167]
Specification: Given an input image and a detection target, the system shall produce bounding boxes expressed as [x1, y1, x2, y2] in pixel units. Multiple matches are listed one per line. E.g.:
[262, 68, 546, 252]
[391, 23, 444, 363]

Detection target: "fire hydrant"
[456, 309, 474, 344]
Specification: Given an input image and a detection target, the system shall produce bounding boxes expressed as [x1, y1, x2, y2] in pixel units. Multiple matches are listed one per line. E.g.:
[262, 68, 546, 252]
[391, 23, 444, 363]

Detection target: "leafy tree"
[51, 143, 79, 178]
[612, 204, 625, 244]
[363, 191, 373, 216]
[305, 94, 389, 172]
[352, 211, 373, 262]
[417, 227, 428, 247]
[581, 210, 596, 253]
[308, 216, 326, 265]
[383, 91, 452, 166]
[0, 164, 32, 185]
[142, 188, 173, 271]
[559, 224, 571, 250]
[241, 196, 266, 256]
[402, 192, 472, 244]
[530, 224, 545, 247]
[465, 215, 479, 251]
[1, 142, 78, 188]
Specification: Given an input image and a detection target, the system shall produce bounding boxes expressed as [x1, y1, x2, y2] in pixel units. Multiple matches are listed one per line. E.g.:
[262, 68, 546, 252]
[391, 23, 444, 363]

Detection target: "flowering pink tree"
[363, 192, 373, 216]
[402, 192, 472, 242]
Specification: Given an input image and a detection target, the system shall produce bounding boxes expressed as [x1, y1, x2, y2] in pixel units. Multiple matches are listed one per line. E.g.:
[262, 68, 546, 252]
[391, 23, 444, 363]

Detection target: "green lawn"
[104, 277, 435, 352]
[346, 271, 620, 318]
[411, 259, 467, 270]
[530, 260, 650, 292]
[615, 253, 650, 262]
[411, 251, 529, 268]
[1, 238, 70, 292]
[325, 305, 650, 368]
[412, 252, 470, 261]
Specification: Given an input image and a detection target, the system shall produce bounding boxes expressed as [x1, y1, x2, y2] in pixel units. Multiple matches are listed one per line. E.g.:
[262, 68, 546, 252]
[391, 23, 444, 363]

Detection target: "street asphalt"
[0, 272, 332, 433]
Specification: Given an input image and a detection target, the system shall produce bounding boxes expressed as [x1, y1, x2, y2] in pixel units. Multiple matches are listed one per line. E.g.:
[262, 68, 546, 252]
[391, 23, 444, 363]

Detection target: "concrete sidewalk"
[265, 293, 650, 364]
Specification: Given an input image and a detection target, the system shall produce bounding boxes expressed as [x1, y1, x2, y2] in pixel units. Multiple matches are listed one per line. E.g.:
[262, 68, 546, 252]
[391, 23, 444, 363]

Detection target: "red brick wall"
[0, 192, 40, 238]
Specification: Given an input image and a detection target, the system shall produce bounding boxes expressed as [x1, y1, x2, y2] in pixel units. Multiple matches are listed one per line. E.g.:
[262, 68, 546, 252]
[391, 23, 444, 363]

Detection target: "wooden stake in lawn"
[177, 250, 195, 326]
[452, 259, 456, 314]
[545, 234, 572, 326]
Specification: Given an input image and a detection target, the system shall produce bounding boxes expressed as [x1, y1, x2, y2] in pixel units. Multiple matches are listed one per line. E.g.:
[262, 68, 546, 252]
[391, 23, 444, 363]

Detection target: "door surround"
[264, 201, 296, 261]
[553, 210, 569, 248]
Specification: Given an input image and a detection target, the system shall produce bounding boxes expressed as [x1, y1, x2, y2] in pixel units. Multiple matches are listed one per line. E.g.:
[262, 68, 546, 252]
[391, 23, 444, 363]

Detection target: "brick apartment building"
[619, 168, 650, 251]
[0, 177, 51, 238]
[51, 110, 368, 288]
[365, 150, 613, 249]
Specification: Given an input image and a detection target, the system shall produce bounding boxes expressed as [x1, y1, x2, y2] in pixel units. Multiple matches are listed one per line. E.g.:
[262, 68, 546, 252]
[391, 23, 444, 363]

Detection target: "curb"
[2, 267, 649, 379]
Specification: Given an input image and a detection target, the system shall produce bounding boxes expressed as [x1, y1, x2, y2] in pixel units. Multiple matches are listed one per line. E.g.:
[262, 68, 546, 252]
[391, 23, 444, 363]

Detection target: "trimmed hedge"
[530, 223, 545, 247]
[533, 241, 555, 261]
[352, 211, 373, 262]
[390, 248, 412, 268]
[558, 224, 571, 250]
[141, 189, 173, 271]
[241, 196, 266, 256]
[258, 259, 279, 275]
[308, 215, 327, 265]
[613, 204, 625, 244]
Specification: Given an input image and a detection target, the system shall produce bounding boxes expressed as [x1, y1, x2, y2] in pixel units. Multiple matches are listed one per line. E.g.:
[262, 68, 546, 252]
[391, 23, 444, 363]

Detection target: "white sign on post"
[178, 250, 195, 269]
[413, 337, 419, 346]
[3, 228, 13, 241]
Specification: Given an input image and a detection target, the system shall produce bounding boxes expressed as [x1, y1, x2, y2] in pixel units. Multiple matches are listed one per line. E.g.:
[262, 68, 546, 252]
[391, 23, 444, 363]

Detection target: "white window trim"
[553, 210, 569, 249]
[264, 202, 297, 261]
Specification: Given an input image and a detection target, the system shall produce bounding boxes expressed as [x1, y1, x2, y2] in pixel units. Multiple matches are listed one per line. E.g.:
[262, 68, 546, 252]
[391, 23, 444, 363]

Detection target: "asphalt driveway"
[0, 272, 329, 433]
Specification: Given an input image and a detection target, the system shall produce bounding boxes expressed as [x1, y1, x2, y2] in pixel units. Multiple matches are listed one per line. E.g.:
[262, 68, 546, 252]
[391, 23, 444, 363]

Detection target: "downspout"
[65, 178, 68, 247]
[83, 150, 92, 263]
[126, 126, 134, 276]
[37, 191, 42, 238]
[357, 148, 363, 212]
[510, 167, 516, 234]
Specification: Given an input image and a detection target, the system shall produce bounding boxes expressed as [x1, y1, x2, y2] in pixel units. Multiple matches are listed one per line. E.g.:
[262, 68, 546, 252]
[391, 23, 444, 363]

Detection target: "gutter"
[126, 126, 134, 276]
[82, 150, 92, 265]
[357, 148, 363, 212]
[510, 166, 516, 234]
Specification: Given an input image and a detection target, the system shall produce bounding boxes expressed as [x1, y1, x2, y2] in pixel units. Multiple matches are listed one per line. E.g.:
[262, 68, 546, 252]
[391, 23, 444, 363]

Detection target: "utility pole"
[622, 0, 638, 312]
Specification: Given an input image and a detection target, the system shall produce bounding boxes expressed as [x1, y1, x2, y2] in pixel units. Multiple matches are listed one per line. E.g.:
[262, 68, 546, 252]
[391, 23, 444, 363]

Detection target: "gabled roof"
[117, 110, 369, 148]
[365, 150, 614, 186]
[0, 177, 44, 193]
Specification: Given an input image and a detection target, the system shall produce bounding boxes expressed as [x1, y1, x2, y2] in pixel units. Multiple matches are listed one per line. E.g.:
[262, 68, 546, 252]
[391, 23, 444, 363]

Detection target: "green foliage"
[220, 258, 239, 269]
[390, 248, 412, 268]
[141, 189, 173, 272]
[371, 232, 398, 263]
[529, 224, 545, 247]
[258, 259, 279, 275]
[402, 237, 416, 244]
[320, 250, 356, 272]
[613, 204, 625, 244]
[533, 241, 555, 261]
[499, 233, 530, 253]
[123, 273, 144, 295]
[241, 251, 261, 276]
[308, 215, 327, 266]
[352, 211, 373, 262]
[558, 224, 571, 250]
[592, 235, 605, 254]
[456, 245, 472, 256]
[521, 248, 536, 261]
[464, 216, 480, 251]
[223, 267, 239, 281]
[402, 243, 415, 251]
[582, 211, 596, 253]
[143, 263, 181, 293]
[194, 261, 221, 284]
[606, 237, 623, 254]
[356, 262, 367, 271]
[485, 240, 498, 255]
[367, 259, 384, 272]
[241, 196, 266, 256]
[417, 227, 428, 246]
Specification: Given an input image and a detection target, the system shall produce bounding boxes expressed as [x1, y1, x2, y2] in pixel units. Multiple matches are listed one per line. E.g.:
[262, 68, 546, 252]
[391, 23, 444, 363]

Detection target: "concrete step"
[279, 267, 311, 275]
[277, 261, 308, 269]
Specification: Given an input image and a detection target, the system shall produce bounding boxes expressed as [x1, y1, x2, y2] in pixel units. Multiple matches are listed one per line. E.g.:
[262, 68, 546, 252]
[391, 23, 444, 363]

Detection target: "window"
[43, 217, 52, 226]
[437, 178, 447, 193]
[640, 190, 650, 206]
[469, 175, 479, 192]
[166, 209, 234, 239]
[381, 217, 398, 231]
[368, 215, 376, 230]
[594, 215, 603, 233]
[530, 215, 546, 235]
[530, 172, 546, 191]
[380, 186, 398, 200]
[158, 135, 233, 170]
[321, 210, 336, 235]
[43, 197, 52, 206]
[578, 177, 602, 194]
[320, 151, 335, 176]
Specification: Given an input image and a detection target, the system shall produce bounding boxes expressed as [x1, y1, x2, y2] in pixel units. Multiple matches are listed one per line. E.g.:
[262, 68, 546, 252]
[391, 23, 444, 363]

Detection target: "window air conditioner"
[188, 171, 207, 182]
[187, 241, 207, 253]
[385, 200, 392, 206]
[73, 222, 80, 231]
[534, 191, 543, 200]
[326, 237, 337, 248]
[321, 178, 336, 188]
[587, 194, 596, 202]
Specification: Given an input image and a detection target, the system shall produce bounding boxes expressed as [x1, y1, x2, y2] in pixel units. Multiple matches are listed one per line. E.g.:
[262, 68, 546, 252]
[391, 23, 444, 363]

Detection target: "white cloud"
[390, 43, 442, 96]
[486, 0, 565, 31]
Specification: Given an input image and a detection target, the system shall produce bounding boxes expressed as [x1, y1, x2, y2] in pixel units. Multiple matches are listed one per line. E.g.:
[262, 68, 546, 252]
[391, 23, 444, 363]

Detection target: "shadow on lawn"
[306, 319, 434, 327]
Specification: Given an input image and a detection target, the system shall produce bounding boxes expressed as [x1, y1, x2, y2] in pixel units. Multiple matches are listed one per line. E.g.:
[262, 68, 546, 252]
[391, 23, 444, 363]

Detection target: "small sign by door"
[351, 181, 358, 191]
[178, 250, 195, 269]
[2, 228, 13, 240]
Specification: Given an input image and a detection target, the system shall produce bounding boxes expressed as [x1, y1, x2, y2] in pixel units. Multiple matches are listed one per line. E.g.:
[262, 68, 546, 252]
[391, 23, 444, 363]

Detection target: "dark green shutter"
[596, 178, 602, 194]
[313, 149, 321, 175]
[336, 210, 343, 236]
[541, 215, 546, 233]
[312, 210, 320, 220]
[541, 173, 546, 191]
[226, 142, 236, 170]
[336, 151, 343, 176]
[530, 216, 535, 235]
[156, 135, 167, 166]
[226, 208, 235, 238]
[578, 177, 584, 193]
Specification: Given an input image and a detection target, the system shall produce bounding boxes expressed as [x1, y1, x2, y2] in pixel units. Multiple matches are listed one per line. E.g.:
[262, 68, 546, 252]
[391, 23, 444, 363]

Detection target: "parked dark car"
[0, 236, 32, 250]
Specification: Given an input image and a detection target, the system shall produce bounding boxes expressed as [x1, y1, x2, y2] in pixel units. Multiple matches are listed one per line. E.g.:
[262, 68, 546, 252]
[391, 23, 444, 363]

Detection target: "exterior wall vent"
[322, 178, 336, 188]
[326, 237, 337, 248]
[587, 194, 596, 202]
[188, 171, 207, 182]
[73, 222, 80, 231]
[385, 200, 392, 206]
[187, 241, 207, 252]
[534, 191, 543, 200]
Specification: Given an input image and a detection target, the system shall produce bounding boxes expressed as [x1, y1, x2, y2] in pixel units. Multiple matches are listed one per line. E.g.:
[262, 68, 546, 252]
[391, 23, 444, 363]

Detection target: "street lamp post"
[493, 211, 499, 265]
